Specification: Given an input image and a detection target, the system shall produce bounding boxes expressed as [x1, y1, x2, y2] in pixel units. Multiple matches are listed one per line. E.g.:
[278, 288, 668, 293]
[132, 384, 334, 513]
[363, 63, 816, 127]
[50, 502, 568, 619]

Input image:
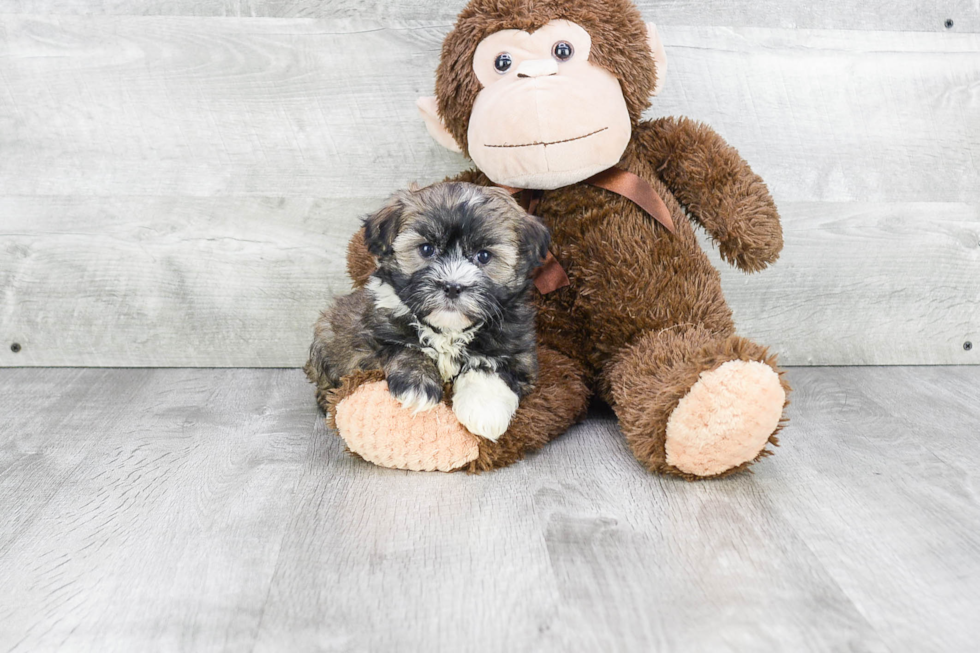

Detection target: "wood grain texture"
[705, 202, 980, 366]
[2, 19, 978, 202]
[0, 368, 314, 651]
[242, 1, 980, 33]
[4, 1, 978, 32]
[1, 16, 979, 366]
[2, 198, 977, 367]
[762, 366, 980, 652]
[1, 367, 979, 651]
[0, 0, 240, 16]
[0, 196, 371, 366]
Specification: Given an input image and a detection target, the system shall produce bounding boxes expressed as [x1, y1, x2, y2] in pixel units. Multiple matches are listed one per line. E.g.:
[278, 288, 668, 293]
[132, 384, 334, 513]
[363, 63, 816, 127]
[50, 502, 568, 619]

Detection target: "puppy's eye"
[419, 243, 436, 258]
[494, 53, 513, 74]
[552, 41, 574, 62]
[476, 250, 492, 265]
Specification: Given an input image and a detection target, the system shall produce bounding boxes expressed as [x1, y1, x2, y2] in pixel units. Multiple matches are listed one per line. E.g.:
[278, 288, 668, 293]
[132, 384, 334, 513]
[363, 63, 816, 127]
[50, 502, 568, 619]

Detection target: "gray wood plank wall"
[1, 4, 978, 366]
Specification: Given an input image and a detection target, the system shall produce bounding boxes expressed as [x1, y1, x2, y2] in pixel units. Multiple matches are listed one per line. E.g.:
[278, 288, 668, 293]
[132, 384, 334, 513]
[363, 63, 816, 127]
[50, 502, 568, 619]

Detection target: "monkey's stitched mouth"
[484, 127, 608, 149]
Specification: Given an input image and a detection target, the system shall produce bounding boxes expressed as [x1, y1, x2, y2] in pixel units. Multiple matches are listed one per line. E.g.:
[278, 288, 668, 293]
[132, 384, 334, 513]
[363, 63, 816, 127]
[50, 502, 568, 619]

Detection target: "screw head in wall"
[10, 343, 21, 353]
[965, 341, 974, 351]
[945, 19, 954, 29]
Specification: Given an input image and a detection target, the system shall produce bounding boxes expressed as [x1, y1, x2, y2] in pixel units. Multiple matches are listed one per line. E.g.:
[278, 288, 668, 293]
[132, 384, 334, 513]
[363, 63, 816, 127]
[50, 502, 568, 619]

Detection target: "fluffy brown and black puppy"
[305, 182, 550, 440]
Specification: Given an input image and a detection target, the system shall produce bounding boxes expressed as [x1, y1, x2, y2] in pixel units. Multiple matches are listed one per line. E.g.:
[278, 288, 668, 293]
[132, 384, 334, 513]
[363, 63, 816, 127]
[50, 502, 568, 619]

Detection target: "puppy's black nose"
[442, 283, 463, 299]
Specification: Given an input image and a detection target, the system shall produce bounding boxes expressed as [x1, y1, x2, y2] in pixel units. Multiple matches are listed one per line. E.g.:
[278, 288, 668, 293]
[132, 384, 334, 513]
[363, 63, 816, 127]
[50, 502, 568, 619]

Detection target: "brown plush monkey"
[316, 0, 790, 479]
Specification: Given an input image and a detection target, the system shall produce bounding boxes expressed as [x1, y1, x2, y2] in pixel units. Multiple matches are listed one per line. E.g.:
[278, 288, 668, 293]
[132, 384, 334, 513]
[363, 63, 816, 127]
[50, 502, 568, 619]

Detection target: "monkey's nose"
[442, 283, 464, 300]
[516, 58, 559, 78]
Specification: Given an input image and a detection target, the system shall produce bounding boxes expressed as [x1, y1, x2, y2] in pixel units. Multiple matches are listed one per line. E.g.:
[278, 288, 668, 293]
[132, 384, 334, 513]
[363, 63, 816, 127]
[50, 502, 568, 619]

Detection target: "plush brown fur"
[338, 0, 789, 478]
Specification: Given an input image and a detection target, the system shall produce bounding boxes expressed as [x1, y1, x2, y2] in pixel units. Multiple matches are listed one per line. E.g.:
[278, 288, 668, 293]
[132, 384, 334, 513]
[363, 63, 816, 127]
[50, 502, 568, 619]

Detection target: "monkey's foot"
[333, 380, 479, 472]
[664, 360, 785, 477]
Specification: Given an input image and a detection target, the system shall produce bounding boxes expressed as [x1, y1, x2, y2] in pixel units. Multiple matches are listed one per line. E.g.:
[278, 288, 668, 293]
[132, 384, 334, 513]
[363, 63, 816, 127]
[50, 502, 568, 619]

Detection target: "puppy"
[305, 182, 550, 440]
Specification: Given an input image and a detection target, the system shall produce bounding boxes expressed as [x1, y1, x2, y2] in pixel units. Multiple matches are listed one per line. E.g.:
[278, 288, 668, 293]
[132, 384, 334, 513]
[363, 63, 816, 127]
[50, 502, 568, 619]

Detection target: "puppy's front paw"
[387, 372, 443, 413]
[452, 370, 519, 441]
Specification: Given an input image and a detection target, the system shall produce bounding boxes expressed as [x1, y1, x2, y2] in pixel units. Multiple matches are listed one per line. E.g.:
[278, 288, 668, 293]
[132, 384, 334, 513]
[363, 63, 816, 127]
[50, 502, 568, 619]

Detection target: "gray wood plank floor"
[1, 367, 978, 652]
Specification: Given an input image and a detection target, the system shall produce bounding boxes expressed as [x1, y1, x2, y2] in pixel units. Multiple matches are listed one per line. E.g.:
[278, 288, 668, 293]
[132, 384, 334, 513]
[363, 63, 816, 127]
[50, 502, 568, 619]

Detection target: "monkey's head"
[417, 0, 667, 190]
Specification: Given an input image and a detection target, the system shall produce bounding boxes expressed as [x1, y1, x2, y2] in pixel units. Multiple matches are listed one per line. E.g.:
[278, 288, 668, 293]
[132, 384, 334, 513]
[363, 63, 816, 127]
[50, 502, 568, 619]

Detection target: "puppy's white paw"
[388, 375, 442, 414]
[452, 370, 519, 441]
[393, 387, 440, 413]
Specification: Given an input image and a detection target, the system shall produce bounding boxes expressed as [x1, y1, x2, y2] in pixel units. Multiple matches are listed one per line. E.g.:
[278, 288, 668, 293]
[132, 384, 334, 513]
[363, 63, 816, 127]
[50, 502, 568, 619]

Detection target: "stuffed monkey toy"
[311, 0, 790, 479]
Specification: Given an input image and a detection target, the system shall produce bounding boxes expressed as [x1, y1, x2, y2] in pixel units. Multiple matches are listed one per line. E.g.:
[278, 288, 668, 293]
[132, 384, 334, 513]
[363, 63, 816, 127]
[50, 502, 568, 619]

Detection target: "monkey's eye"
[418, 243, 436, 258]
[552, 41, 574, 61]
[476, 250, 492, 265]
[494, 53, 513, 74]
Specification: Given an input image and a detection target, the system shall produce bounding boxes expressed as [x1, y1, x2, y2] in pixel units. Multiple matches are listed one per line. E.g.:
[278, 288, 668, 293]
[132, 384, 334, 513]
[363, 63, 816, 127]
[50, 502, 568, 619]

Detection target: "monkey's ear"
[416, 96, 463, 153]
[362, 194, 406, 258]
[646, 22, 668, 96]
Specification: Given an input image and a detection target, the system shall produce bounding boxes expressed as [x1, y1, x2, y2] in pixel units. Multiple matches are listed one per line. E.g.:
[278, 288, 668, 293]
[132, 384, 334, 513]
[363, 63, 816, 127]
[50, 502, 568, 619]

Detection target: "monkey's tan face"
[468, 20, 632, 190]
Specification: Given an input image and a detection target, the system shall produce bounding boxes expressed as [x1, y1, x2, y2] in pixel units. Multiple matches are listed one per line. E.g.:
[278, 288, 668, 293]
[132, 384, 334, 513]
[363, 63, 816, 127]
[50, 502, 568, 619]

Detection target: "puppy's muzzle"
[440, 282, 465, 300]
[433, 258, 481, 303]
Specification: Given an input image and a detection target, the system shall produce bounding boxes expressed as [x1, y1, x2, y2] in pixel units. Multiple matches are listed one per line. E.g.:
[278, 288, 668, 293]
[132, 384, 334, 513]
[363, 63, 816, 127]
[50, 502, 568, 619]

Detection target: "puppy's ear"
[483, 187, 551, 269]
[362, 193, 406, 258]
[518, 213, 551, 268]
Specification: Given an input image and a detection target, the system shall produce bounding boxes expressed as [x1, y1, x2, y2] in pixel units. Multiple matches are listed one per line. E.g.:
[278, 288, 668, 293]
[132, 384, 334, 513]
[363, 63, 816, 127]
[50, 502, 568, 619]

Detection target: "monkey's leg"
[605, 326, 790, 479]
[322, 346, 590, 473]
[322, 369, 478, 473]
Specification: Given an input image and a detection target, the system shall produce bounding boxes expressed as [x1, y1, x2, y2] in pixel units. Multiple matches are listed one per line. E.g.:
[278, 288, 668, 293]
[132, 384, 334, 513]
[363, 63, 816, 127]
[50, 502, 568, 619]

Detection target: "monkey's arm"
[634, 117, 783, 272]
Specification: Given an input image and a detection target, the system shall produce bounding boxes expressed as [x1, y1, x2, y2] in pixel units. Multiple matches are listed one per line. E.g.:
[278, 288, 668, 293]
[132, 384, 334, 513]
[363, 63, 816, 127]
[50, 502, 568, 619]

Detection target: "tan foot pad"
[334, 381, 480, 472]
[665, 360, 785, 477]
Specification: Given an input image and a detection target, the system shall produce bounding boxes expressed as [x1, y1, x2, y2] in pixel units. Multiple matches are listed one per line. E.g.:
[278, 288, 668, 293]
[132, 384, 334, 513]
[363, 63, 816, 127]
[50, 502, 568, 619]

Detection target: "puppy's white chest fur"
[416, 323, 476, 381]
[367, 277, 489, 382]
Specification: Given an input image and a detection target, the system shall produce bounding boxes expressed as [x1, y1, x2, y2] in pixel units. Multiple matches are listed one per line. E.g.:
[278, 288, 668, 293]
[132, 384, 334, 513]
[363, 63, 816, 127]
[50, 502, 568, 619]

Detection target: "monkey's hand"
[451, 370, 520, 441]
[384, 350, 444, 413]
[635, 117, 783, 272]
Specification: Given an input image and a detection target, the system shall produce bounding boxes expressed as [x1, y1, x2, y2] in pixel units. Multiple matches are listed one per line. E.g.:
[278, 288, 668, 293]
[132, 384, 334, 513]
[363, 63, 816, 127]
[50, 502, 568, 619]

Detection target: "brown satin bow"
[499, 166, 675, 294]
